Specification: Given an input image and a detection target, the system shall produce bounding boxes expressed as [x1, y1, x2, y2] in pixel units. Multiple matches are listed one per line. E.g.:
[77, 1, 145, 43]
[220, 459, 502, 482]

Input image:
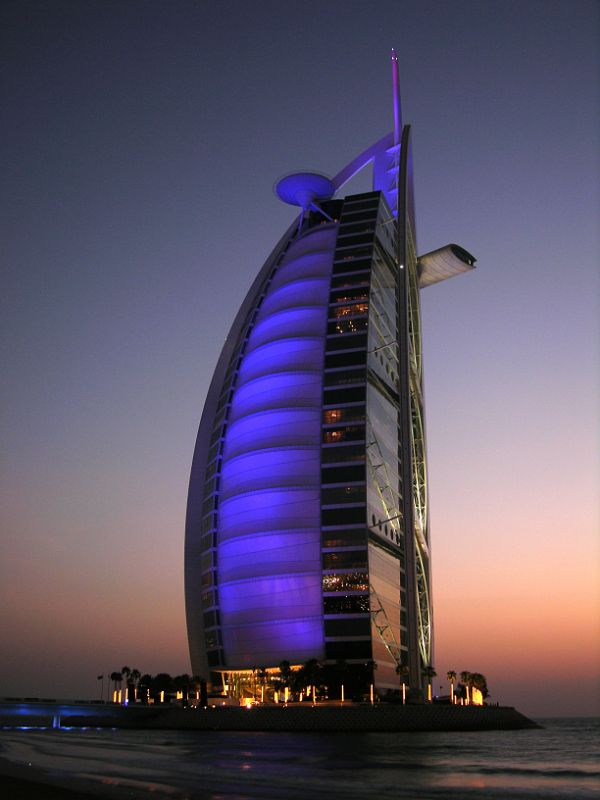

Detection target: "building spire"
[391, 48, 402, 145]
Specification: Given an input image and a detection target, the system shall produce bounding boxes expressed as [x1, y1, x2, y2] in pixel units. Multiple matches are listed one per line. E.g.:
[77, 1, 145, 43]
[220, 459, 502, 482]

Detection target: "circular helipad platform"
[275, 172, 335, 209]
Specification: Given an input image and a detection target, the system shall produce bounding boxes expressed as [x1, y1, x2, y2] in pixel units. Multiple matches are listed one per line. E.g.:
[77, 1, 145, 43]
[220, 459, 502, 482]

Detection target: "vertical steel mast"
[393, 48, 433, 690]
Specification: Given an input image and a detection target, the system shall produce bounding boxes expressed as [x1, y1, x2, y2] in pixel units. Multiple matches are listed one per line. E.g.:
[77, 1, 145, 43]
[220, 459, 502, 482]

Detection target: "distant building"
[185, 54, 475, 695]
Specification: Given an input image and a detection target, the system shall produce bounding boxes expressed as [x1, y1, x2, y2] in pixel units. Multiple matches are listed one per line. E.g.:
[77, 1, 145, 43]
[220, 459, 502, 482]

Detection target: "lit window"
[335, 317, 367, 334]
[324, 409, 343, 424]
[322, 571, 369, 592]
[333, 303, 369, 318]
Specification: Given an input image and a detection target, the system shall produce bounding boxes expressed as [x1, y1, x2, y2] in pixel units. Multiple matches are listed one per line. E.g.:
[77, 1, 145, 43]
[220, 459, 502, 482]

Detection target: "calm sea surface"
[0, 717, 598, 799]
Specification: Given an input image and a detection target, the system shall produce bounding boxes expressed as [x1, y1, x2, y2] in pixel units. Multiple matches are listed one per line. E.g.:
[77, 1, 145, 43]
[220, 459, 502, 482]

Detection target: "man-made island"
[0, 700, 538, 732]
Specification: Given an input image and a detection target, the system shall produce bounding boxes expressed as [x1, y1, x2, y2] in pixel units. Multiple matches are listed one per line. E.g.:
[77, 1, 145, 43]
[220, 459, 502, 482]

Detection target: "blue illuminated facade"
[185, 71, 476, 694]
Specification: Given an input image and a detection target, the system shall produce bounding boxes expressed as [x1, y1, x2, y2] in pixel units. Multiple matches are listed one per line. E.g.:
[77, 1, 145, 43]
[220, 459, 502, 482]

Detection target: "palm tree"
[191, 674, 207, 704]
[459, 670, 472, 704]
[110, 671, 122, 703]
[191, 674, 202, 701]
[446, 670, 457, 704]
[256, 668, 268, 702]
[120, 666, 130, 703]
[469, 672, 488, 704]
[174, 674, 192, 704]
[395, 663, 409, 704]
[422, 665, 436, 702]
[153, 673, 174, 704]
[138, 674, 153, 704]
[130, 669, 141, 703]
[303, 659, 321, 697]
[277, 660, 292, 689]
[334, 659, 350, 702]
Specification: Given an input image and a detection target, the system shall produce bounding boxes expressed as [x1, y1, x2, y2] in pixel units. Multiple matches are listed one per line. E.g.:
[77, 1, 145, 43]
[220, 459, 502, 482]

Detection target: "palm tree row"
[104, 663, 488, 706]
[443, 669, 489, 704]
[270, 659, 376, 701]
[107, 669, 206, 704]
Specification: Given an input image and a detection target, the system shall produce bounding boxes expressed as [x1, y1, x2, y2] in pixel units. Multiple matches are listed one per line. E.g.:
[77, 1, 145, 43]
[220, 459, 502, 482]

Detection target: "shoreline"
[0, 700, 540, 732]
[0, 757, 165, 800]
[0, 765, 116, 800]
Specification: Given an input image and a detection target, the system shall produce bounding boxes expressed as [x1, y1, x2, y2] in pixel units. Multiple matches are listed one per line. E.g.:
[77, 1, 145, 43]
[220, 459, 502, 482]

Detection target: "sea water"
[0, 717, 598, 799]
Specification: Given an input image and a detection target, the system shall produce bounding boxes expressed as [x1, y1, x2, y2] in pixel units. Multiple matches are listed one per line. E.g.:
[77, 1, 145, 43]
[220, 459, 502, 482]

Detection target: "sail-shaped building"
[185, 54, 476, 695]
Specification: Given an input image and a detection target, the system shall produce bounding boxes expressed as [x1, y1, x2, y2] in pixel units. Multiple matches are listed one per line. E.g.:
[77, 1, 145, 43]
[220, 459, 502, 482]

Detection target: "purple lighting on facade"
[220, 448, 320, 495]
[229, 373, 322, 421]
[213, 223, 338, 664]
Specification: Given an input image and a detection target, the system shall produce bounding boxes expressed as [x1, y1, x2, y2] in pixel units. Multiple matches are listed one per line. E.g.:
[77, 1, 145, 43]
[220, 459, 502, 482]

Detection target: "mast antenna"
[391, 48, 402, 145]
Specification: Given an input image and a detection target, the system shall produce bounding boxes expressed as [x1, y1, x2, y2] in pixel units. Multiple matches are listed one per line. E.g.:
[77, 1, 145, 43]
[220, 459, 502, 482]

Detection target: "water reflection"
[0, 719, 598, 800]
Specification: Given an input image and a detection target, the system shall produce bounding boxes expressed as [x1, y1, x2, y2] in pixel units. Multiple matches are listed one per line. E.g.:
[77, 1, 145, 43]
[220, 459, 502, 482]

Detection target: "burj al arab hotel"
[185, 53, 476, 695]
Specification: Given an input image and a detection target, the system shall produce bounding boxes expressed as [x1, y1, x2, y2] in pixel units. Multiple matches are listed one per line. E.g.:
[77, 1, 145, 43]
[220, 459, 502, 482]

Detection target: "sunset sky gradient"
[1, 0, 598, 717]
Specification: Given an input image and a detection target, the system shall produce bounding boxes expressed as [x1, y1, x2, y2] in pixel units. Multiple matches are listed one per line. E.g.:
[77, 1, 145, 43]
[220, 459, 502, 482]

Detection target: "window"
[324, 368, 365, 387]
[336, 232, 375, 248]
[202, 494, 216, 516]
[324, 618, 371, 637]
[322, 529, 367, 548]
[209, 427, 222, 447]
[203, 610, 220, 629]
[323, 386, 366, 405]
[323, 425, 365, 444]
[328, 317, 368, 335]
[322, 571, 369, 592]
[343, 193, 379, 205]
[321, 486, 366, 506]
[323, 410, 365, 425]
[332, 259, 373, 275]
[337, 222, 376, 237]
[323, 595, 370, 614]
[205, 459, 219, 480]
[331, 273, 370, 289]
[326, 333, 368, 352]
[322, 551, 367, 570]
[207, 650, 223, 666]
[321, 444, 365, 464]
[325, 351, 366, 369]
[332, 302, 369, 318]
[201, 589, 216, 607]
[325, 641, 372, 659]
[201, 514, 216, 534]
[207, 441, 221, 464]
[215, 392, 230, 414]
[321, 465, 365, 484]
[200, 553, 214, 572]
[205, 629, 221, 649]
[334, 245, 373, 260]
[322, 506, 365, 526]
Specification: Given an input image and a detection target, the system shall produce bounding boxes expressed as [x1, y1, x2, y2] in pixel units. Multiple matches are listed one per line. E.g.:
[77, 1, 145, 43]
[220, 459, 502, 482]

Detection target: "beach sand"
[0, 759, 170, 799]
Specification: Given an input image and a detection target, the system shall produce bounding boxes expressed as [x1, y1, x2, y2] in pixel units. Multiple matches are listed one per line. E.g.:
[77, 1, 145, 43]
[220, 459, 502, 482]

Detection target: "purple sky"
[1, 0, 598, 717]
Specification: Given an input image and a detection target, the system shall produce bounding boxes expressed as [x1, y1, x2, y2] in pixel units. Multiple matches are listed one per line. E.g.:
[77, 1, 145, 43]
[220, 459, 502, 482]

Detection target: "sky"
[1, 0, 598, 718]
